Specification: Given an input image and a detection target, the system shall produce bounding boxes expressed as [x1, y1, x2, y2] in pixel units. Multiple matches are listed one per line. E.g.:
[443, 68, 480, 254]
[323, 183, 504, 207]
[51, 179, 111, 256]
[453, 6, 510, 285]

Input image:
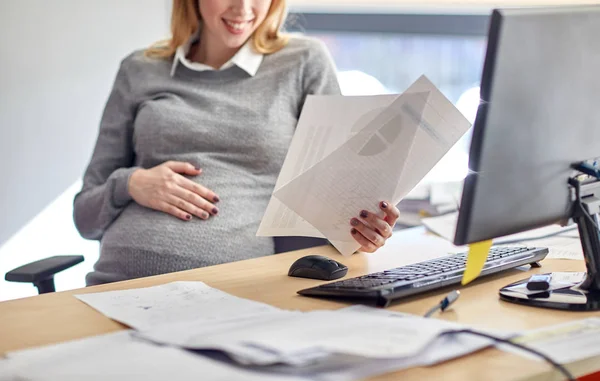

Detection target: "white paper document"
[0, 331, 305, 381]
[501, 318, 600, 364]
[137, 312, 306, 366]
[257, 75, 472, 256]
[137, 305, 499, 381]
[277, 332, 497, 381]
[75, 281, 283, 330]
[138, 308, 487, 365]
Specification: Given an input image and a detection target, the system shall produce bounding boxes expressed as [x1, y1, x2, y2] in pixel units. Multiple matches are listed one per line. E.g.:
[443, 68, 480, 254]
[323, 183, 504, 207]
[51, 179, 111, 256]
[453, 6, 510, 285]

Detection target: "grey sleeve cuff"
[110, 167, 140, 208]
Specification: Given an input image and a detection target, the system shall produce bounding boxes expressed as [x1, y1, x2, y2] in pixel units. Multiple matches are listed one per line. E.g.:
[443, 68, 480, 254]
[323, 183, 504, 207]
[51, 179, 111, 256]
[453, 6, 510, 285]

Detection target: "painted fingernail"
[186, 214, 192, 220]
[350, 218, 359, 226]
[195, 167, 201, 171]
[212, 207, 219, 215]
[202, 212, 209, 219]
[381, 201, 388, 209]
[351, 228, 358, 235]
[213, 196, 220, 202]
[360, 210, 368, 219]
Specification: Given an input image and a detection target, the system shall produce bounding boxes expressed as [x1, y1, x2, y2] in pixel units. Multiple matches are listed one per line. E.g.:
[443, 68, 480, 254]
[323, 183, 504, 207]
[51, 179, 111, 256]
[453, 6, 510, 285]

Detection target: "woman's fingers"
[129, 161, 221, 222]
[357, 209, 392, 238]
[171, 186, 219, 217]
[156, 201, 195, 221]
[350, 217, 385, 249]
[349, 202, 400, 253]
[379, 201, 400, 227]
[177, 176, 220, 203]
[165, 195, 210, 220]
[350, 227, 379, 253]
[163, 161, 202, 177]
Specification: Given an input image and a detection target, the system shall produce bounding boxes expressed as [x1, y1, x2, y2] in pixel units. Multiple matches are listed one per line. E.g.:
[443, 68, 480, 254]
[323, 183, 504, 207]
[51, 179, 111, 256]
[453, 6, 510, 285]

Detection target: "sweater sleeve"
[302, 39, 342, 97]
[73, 57, 140, 240]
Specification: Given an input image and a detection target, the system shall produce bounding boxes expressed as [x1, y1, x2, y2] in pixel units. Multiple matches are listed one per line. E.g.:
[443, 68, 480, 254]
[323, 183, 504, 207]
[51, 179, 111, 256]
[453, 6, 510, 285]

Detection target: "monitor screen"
[454, 6, 600, 246]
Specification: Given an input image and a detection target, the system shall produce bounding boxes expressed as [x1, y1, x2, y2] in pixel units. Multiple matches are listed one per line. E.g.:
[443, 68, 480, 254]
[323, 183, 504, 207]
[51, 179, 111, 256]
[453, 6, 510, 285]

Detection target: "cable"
[442, 329, 577, 381]
[423, 294, 576, 380]
[424, 290, 460, 318]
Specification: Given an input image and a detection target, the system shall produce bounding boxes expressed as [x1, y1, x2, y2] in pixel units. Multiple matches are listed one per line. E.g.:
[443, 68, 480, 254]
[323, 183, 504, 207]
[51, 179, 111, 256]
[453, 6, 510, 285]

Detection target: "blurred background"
[1, 0, 596, 301]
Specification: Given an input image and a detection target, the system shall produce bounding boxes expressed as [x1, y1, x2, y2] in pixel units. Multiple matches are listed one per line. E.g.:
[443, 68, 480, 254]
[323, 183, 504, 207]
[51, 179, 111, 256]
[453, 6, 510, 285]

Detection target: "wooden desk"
[1, 228, 598, 380]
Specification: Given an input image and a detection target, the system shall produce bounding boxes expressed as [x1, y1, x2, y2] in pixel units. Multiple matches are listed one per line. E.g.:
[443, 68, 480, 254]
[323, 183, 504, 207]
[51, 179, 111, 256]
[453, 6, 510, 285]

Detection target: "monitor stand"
[499, 175, 600, 311]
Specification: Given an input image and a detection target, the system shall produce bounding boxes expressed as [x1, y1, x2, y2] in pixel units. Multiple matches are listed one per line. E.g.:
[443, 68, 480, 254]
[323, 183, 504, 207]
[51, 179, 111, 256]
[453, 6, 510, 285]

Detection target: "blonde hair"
[146, 0, 289, 58]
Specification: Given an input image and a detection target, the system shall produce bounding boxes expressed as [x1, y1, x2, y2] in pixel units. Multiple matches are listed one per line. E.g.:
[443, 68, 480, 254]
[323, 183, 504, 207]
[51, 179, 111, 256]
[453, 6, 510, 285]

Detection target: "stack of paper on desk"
[75, 282, 490, 365]
[0, 331, 306, 381]
[257, 75, 472, 256]
[57, 281, 503, 381]
[0, 320, 495, 381]
[250, 306, 506, 381]
[135, 305, 497, 370]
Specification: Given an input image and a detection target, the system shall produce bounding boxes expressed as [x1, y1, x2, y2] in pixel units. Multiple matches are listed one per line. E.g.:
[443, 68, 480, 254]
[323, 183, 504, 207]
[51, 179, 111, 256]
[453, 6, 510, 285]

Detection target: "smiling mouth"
[222, 19, 254, 33]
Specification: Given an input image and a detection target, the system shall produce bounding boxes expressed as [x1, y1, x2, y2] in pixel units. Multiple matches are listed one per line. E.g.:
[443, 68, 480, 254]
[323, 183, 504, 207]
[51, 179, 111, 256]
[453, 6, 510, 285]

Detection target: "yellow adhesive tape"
[461, 240, 493, 285]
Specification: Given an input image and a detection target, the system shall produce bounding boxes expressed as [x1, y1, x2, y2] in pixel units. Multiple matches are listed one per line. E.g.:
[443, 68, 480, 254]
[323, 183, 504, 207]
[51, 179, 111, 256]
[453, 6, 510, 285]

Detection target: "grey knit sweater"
[74, 36, 341, 286]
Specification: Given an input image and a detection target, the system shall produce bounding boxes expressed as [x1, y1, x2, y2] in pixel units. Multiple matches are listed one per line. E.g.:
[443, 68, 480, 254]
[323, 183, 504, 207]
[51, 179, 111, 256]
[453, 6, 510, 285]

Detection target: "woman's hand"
[128, 161, 220, 221]
[350, 201, 400, 253]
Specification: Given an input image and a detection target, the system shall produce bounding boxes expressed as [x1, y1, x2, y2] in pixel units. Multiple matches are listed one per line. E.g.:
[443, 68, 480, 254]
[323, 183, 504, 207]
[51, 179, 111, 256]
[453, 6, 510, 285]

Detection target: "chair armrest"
[5, 255, 84, 293]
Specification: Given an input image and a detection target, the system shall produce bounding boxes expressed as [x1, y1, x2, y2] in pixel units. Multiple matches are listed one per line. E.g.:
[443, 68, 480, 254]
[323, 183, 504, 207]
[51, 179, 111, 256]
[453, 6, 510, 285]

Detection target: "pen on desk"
[424, 290, 460, 318]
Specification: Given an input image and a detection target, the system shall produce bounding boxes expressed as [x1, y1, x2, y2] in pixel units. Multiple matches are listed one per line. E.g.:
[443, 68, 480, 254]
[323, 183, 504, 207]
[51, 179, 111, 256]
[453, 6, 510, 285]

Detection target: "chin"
[222, 35, 252, 49]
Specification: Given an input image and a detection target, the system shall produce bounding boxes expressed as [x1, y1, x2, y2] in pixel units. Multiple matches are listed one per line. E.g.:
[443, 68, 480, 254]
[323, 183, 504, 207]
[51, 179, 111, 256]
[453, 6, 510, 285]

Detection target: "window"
[290, 12, 488, 183]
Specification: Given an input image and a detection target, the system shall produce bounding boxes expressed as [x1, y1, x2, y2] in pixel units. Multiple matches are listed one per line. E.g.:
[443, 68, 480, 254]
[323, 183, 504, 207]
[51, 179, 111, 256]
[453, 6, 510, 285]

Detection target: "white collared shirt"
[170, 32, 263, 77]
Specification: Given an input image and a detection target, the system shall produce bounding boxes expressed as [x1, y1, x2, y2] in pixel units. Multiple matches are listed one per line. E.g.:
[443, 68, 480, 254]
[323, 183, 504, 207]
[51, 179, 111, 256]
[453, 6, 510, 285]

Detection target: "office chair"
[5, 255, 84, 294]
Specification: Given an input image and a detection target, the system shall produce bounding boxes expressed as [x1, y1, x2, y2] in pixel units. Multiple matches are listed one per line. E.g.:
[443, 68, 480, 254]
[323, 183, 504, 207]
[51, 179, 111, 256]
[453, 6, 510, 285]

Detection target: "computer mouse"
[288, 255, 348, 281]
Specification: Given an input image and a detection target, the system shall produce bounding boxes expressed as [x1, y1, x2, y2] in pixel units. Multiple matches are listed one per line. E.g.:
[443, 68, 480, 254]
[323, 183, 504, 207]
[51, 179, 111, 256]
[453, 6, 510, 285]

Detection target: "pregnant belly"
[101, 182, 275, 265]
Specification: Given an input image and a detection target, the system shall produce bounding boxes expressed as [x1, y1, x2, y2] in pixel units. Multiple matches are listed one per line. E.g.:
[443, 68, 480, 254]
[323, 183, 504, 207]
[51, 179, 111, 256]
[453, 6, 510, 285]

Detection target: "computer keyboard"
[297, 246, 549, 307]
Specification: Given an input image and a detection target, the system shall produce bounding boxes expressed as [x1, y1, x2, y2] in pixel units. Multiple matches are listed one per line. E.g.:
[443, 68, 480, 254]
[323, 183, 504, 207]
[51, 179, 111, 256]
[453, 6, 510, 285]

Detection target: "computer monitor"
[454, 6, 600, 310]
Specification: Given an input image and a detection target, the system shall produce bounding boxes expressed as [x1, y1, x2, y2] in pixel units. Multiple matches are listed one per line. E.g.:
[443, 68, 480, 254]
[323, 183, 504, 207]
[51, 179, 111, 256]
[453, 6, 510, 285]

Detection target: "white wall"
[0, 0, 170, 300]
